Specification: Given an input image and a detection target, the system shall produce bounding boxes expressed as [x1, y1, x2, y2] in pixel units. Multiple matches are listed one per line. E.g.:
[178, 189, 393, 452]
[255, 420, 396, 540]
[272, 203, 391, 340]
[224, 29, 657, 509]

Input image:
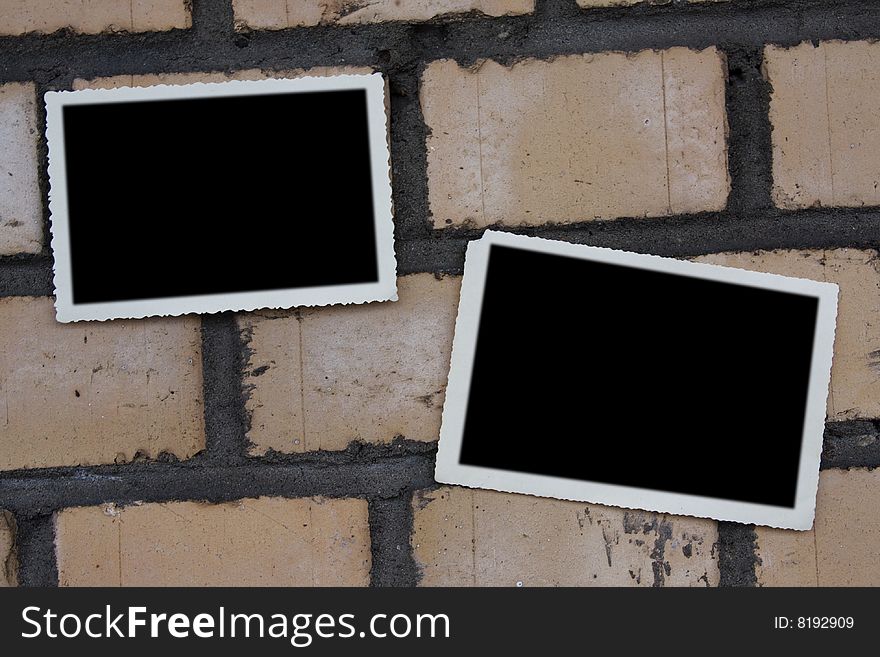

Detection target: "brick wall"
[1, 0, 880, 587]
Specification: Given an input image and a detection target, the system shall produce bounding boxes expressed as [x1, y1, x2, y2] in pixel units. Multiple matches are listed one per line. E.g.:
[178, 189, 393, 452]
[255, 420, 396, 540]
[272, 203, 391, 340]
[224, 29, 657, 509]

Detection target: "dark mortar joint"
[721, 45, 774, 214]
[369, 494, 421, 587]
[717, 522, 759, 587]
[191, 0, 235, 43]
[13, 513, 58, 587]
[822, 420, 880, 470]
[201, 312, 251, 465]
[0, 445, 438, 516]
[395, 207, 880, 275]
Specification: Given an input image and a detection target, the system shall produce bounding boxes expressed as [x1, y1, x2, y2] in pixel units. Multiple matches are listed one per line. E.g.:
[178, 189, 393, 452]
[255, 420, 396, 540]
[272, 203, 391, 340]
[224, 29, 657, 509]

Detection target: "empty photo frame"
[436, 231, 839, 529]
[45, 74, 396, 322]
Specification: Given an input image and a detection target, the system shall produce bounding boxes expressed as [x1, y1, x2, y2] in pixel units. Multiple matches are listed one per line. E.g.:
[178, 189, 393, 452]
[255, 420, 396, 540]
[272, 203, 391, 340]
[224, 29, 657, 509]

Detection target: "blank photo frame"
[436, 231, 839, 529]
[45, 74, 396, 322]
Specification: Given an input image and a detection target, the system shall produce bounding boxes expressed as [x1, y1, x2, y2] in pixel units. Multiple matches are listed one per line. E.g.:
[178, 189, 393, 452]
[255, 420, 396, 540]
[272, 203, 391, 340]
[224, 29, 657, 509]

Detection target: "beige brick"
[132, 71, 242, 87]
[0, 297, 204, 470]
[0, 83, 41, 255]
[694, 250, 880, 420]
[73, 73, 235, 90]
[662, 47, 730, 214]
[234, 1, 533, 30]
[0, 0, 130, 35]
[0, 1, 190, 36]
[755, 524, 817, 587]
[240, 274, 460, 453]
[766, 41, 880, 209]
[132, 0, 191, 32]
[240, 309, 304, 453]
[764, 44, 832, 209]
[813, 468, 880, 585]
[71, 75, 137, 91]
[422, 49, 728, 228]
[757, 469, 880, 586]
[56, 497, 370, 586]
[413, 487, 718, 586]
[72, 66, 375, 91]
[299, 275, 459, 449]
[0, 511, 15, 587]
[231, 0, 288, 30]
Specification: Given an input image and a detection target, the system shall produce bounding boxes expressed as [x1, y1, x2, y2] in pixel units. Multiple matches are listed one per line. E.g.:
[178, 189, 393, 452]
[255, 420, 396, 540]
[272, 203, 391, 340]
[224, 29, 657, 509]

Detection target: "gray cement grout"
[721, 45, 774, 214]
[368, 495, 422, 587]
[717, 522, 759, 587]
[200, 312, 251, 465]
[0, 448, 439, 517]
[12, 514, 58, 587]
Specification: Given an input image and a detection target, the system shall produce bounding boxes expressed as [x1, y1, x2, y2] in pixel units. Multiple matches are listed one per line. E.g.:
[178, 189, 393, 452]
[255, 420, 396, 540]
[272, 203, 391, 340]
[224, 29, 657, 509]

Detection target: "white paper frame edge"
[46, 73, 397, 322]
[435, 230, 839, 530]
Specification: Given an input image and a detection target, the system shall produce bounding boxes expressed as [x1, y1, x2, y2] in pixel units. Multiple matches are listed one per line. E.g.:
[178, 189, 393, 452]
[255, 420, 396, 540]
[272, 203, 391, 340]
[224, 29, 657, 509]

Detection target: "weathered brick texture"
[422, 48, 729, 228]
[0, 0, 191, 36]
[0, 297, 204, 469]
[0, 512, 15, 587]
[233, 0, 534, 30]
[694, 249, 880, 420]
[0, 82, 41, 255]
[56, 497, 371, 586]
[756, 469, 880, 586]
[412, 487, 718, 586]
[766, 41, 880, 209]
[240, 274, 460, 453]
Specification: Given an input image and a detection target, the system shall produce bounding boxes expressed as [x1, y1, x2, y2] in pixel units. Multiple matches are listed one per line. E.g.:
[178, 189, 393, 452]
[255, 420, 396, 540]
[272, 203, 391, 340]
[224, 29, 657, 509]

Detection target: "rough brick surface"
[412, 487, 718, 586]
[766, 41, 880, 209]
[240, 274, 461, 453]
[421, 48, 729, 228]
[756, 469, 880, 586]
[755, 521, 817, 586]
[694, 249, 880, 420]
[0, 297, 204, 470]
[72, 66, 374, 91]
[0, 82, 41, 255]
[0, 0, 191, 36]
[233, 0, 534, 29]
[0, 512, 15, 587]
[56, 497, 370, 586]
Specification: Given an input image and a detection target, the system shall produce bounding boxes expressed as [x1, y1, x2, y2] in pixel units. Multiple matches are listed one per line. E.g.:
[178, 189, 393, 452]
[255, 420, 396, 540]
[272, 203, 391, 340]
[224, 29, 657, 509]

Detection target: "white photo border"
[435, 231, 839, 530]
[45, 74, 397, 322]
